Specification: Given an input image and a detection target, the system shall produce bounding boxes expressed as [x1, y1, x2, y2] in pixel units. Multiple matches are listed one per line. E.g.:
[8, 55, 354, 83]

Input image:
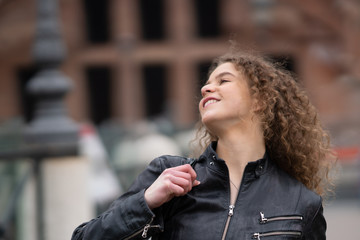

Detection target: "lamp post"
[25, 0, 78, 239]
[26, 0, 78, 149]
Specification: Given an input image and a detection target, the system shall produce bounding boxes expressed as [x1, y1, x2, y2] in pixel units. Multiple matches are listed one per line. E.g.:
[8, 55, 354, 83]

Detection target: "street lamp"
[25, 0, 79, 239]
[26, 0, 78, 152]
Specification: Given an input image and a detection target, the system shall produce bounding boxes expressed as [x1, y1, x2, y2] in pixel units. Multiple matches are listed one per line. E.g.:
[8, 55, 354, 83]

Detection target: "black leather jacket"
[72, 142, 326, 240]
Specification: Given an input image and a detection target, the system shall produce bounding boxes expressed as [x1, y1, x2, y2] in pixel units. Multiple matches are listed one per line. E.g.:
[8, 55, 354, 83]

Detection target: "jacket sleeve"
[71, 157, 166, 240]
[304, 200, 326, 240]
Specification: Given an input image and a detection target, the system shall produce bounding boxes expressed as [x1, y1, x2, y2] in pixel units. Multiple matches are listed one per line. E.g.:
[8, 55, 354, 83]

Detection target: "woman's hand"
[144, 164, 200, 209]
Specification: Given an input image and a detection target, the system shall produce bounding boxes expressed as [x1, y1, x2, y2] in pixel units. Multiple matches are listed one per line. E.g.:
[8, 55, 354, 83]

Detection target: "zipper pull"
[259, 211, 267, 224]
[252, 233, 261, 240]
[228, 205, 235, 216]
[141, 224, 150, 238]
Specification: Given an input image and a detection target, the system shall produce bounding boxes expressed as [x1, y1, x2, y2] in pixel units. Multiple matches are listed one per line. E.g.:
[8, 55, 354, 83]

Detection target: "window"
[142, 64, 167, 117]
[83, 0, 110, 43]
[85, 66, 112, 124]
[194, 0, 220, 38]
[139, 0, 165, 40]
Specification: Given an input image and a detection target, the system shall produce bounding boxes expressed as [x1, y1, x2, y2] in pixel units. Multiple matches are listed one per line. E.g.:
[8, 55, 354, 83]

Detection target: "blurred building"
[0, 0, 359, 148]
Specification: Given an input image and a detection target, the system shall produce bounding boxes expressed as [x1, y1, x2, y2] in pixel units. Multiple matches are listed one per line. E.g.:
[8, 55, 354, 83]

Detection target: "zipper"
[228, 205, 235, 216]
[219, 152, 246, 240]
[124, 217, 161, 239]
[259, 212, 303, 224]
[252, 231, 301, 239]
[221, 205, 235, 240]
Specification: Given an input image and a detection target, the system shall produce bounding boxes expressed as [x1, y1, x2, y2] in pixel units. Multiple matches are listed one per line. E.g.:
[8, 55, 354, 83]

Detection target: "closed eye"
[219, 79, 230, 84]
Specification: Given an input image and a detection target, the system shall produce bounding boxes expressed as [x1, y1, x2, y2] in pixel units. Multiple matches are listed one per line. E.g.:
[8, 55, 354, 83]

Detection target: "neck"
[216, 119, 266, 167]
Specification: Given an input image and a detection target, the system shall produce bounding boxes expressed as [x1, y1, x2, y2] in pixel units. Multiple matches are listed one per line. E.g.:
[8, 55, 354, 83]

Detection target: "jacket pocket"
[252, 231, 301, 239]
[252, 212, 303, 239]
[259, 212, 303, 224]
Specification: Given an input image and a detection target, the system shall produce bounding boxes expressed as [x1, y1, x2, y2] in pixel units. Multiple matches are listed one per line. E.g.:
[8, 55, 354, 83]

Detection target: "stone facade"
[0, 0, 359, 145]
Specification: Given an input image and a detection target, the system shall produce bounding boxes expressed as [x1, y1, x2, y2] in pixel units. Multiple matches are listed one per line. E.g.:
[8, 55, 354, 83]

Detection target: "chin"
[200, 110, 225, 124]
[201, 115, 220, 131]
[200, 113, 213, 125]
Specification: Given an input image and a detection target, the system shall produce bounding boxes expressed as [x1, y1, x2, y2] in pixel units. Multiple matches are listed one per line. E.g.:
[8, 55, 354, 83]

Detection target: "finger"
[168, 175, 192, 193]
[166, 181, 186, 196]
[163, 168, 193, 185]
[173, 164, 198, 182]
[166, 170, 192, 181]
[192, 179, 201, 186]
[184, 165, 199, 186]
[164, 169, 200, 192]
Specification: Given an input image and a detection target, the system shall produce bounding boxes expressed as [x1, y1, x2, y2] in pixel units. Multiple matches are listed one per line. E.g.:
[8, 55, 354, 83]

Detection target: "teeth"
[204, 99, 218, 108]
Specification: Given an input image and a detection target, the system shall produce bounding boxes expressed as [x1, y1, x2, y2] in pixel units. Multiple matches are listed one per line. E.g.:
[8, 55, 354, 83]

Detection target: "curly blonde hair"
[193, 51, 336, 196]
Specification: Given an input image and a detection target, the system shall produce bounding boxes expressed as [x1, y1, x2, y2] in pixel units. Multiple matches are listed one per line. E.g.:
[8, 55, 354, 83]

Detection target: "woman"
[72, 51, 335, 239]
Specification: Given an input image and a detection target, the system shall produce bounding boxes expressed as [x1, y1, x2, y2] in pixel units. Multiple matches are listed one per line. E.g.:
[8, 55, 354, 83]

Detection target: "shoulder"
[149, 155, 194, 171]
[262, 159, 322, 217]
[268, 159, 320, 197]
[268, 161, 323, 216]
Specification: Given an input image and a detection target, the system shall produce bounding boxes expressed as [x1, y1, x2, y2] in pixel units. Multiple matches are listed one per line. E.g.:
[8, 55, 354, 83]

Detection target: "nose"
[201, 83, 215, 97]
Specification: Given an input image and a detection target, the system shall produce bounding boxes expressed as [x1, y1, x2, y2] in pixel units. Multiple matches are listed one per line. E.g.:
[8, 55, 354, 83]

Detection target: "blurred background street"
[325, 154, 360, 240]
[0, 0, 359, 239]
[325, 200, 360, 240]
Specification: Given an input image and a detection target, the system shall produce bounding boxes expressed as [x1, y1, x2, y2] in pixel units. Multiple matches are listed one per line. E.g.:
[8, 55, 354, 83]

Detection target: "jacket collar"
[199, 141, 270, 178]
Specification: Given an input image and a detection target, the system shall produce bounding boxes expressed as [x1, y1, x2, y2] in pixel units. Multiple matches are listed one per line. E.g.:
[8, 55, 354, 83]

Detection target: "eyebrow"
[204, 71, 236, 85]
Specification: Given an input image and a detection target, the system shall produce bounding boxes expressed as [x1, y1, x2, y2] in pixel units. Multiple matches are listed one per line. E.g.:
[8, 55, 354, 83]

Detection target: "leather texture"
[72, 142, 326, 240]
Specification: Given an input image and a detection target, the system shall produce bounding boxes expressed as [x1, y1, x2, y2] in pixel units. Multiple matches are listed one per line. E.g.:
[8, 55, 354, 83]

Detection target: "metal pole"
[26, 0, 78, 147]
[25, 0, 79, 239]
[33, 157, 44, 240]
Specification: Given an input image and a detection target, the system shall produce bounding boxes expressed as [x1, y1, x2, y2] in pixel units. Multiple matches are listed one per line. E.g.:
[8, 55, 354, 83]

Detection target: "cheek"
[232, 95, 254, 115]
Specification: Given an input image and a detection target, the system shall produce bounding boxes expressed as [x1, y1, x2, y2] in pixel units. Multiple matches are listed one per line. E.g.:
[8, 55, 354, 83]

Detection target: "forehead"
[209, 62, 239, 79]
[208, 62, 241, 81]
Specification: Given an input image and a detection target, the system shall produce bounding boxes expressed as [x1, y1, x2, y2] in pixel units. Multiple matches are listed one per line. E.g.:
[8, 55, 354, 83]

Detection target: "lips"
[203, 97, 220, 108]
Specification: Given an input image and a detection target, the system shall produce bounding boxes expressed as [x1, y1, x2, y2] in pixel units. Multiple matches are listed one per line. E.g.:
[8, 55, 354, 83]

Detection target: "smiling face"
[199, 62, 257, 134]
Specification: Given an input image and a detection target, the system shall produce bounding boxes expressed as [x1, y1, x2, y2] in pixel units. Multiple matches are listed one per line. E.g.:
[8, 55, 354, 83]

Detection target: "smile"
[204, 99, 219, 108]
